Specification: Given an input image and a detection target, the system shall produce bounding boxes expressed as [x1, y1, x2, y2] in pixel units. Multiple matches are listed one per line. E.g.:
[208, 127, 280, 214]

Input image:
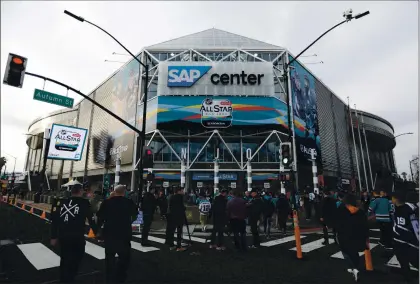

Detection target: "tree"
[0, 157, 6, 173]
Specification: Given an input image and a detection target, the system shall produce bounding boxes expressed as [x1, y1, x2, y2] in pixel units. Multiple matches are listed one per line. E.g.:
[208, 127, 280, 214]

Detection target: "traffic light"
[143, 147, 154, 169]
[3, 53, 27, 88]
[280, 142, 292, 168]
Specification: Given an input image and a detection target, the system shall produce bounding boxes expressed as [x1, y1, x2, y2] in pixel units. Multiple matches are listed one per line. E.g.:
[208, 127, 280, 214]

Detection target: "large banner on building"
[47, 124, 88, 161]
[158, 62, 274, 97]
[289, 57, 321, 162]
[154, 96, 288, 130]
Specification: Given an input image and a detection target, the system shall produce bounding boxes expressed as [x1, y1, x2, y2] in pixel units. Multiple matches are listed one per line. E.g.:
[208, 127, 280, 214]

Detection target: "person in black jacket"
[165, 187, 187, 252]
[140, 189, 157, 246]
[262, 192, 275, 239]
[276, 193, 290, 234]
[336, 194, 368, 282]
[50, 184, 96, 283]
[320, 189, 337, 245]
[248, 189, 264, 248]
[209, 189, 228, 250]
[96, 185, 138, 283]
[360, 191, 370, 212]
[157, 191, 168, 220]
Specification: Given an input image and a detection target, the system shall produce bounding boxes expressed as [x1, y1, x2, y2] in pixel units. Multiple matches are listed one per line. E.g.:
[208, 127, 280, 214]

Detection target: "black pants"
[249, 219, 260, 247]
[304, 203, 312, 219]
[59, 238, 85, 283]
[166, 215, 183, 248]
[322, 223, 336, 243]
[142, 214, 153, 244]
[278, 213, 288, 233]
[104, 240, 131, 283]
[379, 222, 393, 248]
[341, 246, 360, 270]
[263, 216, 272, 236]
[394, 243, 419, 281]
[210, 223, 225, 246]
[230, 219, 247, 251]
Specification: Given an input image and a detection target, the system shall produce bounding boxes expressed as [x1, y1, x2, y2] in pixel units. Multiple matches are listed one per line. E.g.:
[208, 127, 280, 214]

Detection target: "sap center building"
[25, 29, 397, 193]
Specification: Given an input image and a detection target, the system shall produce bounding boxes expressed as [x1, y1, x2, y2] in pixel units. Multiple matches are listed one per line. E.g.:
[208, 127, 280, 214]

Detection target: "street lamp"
[394, 132, 413, 139]
[64, 10, 149, 204]
[282, 9, 369, 190]
[3, 152, 17, 175]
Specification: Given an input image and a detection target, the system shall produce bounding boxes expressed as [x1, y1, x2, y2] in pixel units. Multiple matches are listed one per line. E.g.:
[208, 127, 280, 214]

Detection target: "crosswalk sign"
[132, 211, 143, 225]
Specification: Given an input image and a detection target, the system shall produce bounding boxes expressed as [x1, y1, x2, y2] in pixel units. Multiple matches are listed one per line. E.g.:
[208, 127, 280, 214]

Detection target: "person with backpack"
[262, 192, 275, 239]
[391, 191, 419, 282]
[335, 193, 369, 282]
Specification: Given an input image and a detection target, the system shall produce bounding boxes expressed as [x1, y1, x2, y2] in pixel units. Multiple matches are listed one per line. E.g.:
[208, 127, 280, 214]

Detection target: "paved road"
[0, 202, 418, 284]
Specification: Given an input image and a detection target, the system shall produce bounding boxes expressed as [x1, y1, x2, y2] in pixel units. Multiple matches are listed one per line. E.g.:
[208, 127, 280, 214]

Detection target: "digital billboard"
[289, 56, 321, 162]
[47, 124, 88, 161]
[154, 96, 288, 130]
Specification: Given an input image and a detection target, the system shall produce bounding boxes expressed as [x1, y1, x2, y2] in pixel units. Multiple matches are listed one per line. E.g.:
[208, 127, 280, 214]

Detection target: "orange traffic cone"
[87, 228, 96, 238]
[40, 211, 46, 219]
[21, 203, 25, 210]
[365, 239, 374, 271]
[14, 199, 17, 206]
[29, 207, 34, 214]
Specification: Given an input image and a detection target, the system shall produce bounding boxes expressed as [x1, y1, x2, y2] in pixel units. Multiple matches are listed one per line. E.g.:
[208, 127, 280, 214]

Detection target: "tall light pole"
[394, 132, 413, 139]
[3, 152, 17, 175]
[282, 9, 369, 190]
[64, 10, 149, 204]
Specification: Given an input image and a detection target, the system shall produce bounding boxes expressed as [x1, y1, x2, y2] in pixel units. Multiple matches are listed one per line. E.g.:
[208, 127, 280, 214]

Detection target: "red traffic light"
[3, 53, 27, 88]
[146, 149, 152, 155]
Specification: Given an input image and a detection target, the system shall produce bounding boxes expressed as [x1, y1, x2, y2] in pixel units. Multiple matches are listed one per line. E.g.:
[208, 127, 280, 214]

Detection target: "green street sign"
[33, 88, 74, 108]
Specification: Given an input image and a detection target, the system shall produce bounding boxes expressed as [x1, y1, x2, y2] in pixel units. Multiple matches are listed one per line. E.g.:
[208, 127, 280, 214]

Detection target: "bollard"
[293, 210, 303, 259]
[364, 239, 373, 271]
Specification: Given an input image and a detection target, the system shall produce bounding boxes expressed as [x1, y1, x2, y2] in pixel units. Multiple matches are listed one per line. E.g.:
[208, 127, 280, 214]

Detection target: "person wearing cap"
[96, 185, 138, 283]
[50, 184, 96, 283]
[209, 189, 228, 250]
[248, 189, 264, 248]
[391, 191, 419, 282]
[368, 189, 393, 249]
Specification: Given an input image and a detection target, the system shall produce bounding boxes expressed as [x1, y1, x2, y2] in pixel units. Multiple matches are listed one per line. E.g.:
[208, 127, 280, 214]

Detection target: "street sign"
[264, 182, 270, 189]
[197, 182, 203, 188]
[230, 182, 236, 189]
[163, 181, 169, 188]
[33, 88, 74, 108]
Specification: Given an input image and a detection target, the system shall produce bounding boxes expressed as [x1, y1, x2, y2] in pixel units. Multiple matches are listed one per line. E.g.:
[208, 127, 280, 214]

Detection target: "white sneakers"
[347, 269, 359, 282]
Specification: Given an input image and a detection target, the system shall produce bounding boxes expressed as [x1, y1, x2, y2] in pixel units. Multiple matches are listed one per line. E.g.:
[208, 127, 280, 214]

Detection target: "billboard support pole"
[348, 98, 362, 191]
[354, 105, 369, 192]
[247, 160, 252, 192]
[360, 113, 374, 191]
[214, 157, 219, 195]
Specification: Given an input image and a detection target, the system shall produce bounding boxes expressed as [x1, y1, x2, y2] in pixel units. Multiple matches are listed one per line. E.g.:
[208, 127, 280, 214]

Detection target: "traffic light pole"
[25, 72, 143, 138]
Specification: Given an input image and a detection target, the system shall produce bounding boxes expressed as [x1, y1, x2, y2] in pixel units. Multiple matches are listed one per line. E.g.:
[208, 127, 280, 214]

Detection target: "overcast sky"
[1, 1, 418, 177]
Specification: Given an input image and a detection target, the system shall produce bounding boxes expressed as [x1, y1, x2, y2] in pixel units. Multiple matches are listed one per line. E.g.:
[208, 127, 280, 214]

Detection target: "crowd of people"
[48, 183, 419, 283]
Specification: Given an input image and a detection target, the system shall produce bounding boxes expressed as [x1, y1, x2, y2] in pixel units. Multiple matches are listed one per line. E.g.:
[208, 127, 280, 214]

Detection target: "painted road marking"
[291, 238, 334, 253]
[330, 244, 378, 259]
[182, 235, 208, 243]
[18, 243, 60, 270]
[387, 255, 419, 271]
[130, 241, 160, 252]
[370, 229, 380, 232]
[261, 235, 306, 247]
[85, 241, 105, 260]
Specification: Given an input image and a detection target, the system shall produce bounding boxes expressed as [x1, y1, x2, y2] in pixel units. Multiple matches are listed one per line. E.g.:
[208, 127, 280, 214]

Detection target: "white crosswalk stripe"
[85, 241, 106, 259]
[261, 235, 305, 247]
[130, 241, 160, 252]
[386, 255, 419, 271]
[291, 238, 334, 253]
[17, 243, 60, 270]
[330, 244, 378, 259]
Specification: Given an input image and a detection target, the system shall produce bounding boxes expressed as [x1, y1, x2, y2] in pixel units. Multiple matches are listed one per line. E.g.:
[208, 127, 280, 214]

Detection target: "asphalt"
[0, 200, 418, 284]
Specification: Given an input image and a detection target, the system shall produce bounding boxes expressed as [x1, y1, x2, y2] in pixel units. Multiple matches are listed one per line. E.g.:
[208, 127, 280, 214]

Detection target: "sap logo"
[168, 66, 212, 87]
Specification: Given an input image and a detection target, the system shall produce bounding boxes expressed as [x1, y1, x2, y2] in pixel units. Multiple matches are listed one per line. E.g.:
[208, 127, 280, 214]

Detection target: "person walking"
[262, 192, 275, 239]
[50, 184, 96, 283]
[360, 191, 370, 212]
[209, 189, 228, 250]
[336, 194, 369, 282]
[227, 189, 247, 251]
[391, 191, 419, 282]
[320, 189, 337, 245]
[248, 189, 264, 248]
[140, 188, 157, 246]
[198, 193, 211, 232]
[276, 193, 290, 234]
[165, 187, 187, 252]
[368, 189, 393, 249]
[96, 185, 138, 283]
